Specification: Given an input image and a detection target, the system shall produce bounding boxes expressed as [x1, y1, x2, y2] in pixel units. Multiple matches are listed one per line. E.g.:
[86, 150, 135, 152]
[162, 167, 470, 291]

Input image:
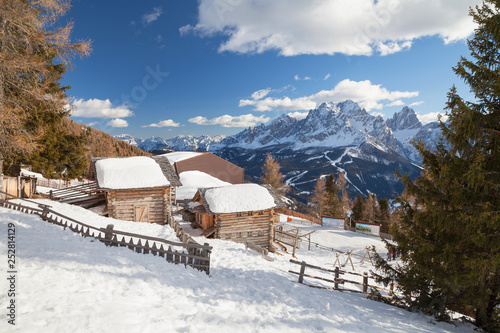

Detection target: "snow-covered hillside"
[0, 201, 476, 333]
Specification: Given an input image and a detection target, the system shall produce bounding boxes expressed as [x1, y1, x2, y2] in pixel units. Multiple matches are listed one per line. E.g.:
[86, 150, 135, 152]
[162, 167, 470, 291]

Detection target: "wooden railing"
[36, 178, 69, 190]
[0, 191, 212, 274]
[277, 208, 321, 224]
[289, 259, 400, 299]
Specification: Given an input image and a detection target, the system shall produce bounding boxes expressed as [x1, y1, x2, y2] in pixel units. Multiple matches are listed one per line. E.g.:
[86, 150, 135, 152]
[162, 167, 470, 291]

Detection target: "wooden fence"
[0, 191, 212, 274]
[36, 178, 69, 190]
[277, 208, 321, 224]
[289, 259, 400, 299]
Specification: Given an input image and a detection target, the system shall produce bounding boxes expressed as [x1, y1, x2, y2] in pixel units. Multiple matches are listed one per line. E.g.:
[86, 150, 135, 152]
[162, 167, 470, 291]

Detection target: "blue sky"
[64, 0, 480, 139]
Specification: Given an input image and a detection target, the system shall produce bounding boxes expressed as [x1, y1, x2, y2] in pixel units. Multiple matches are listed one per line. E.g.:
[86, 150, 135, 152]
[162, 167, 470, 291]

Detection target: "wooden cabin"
[188, 184, 285, 249]
[165, 152, 244, 184]
[92, 156, 181, 224]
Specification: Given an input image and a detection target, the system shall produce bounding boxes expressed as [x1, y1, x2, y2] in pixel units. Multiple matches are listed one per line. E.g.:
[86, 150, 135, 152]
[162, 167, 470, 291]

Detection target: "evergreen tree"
[351, 194, 364, 222]
[374, 2, 500, 331]
[324, 173, 342, 217]
[260, 153, 290, 195]
[377, 198, 391, 234]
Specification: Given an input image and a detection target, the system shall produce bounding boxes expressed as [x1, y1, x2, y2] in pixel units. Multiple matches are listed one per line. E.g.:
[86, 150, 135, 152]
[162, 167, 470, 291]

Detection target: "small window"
[257, 231, 263, 237]
[237, 212, 242, 217]
[248, 211, 253, 216]
[258, 211, 264, 215]
[247, 231, 253, 237]
[225, 233, 231, 239]
[235, 232, 242, 238]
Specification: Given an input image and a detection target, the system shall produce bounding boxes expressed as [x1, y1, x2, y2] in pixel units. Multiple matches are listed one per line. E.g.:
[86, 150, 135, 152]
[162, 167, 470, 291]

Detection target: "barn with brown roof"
[164, 152, 244, 184]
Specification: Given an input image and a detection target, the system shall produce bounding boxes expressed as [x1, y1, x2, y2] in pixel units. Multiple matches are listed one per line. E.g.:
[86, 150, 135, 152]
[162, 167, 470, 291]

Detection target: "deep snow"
[0, 201, 477, 333]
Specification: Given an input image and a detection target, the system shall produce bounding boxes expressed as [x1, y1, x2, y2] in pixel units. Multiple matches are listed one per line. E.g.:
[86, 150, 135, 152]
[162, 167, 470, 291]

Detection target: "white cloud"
[417, 112, 448, 124]
[106, 118, 129, 128]
[387, 100, 405, 107]
[69, 98, 134, 119]
[251, 88, 271, 100]
[188, 114, 270, 128]
[287, 111, 309, 120]
[376, 41, 412, 56]
[409, 101, 424, 107]
[142, 119, 180, 128]
[240, 79, 419, 112]
[181, 0, 480, 56]
[294, 75, 311, 81]
[142, 6, 163, 25]
[324, 73, 331, 80]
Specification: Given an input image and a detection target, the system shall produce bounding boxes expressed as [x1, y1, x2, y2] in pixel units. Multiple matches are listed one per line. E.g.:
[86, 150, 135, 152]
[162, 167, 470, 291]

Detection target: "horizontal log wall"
[107, 187, 171, 224]
[215, 210, 274, 248]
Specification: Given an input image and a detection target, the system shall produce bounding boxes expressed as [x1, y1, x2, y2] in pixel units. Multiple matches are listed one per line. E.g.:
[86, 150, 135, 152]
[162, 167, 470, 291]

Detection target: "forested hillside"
[62, 117, 151, 160]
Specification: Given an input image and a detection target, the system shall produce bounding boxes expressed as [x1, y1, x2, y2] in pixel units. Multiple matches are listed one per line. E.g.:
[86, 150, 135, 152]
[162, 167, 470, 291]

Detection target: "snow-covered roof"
[198, 184, 284, 214]
[177, 171, 230, 200]
[163, 151, 204, 164]
[95, 156, 172, 190]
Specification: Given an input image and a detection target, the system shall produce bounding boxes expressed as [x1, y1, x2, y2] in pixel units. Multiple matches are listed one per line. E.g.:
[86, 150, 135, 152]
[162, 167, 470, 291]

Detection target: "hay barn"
[188, 184, 284, 249]
[93, 156, 181, 224]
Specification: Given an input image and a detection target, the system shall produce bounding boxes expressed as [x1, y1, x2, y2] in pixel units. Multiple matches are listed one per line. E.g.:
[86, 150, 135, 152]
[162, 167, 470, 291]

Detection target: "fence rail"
[289, 259, 400, 299]
[36, 178, 69, 190]
[0, 191, 212, 274]
[277, 208, 321, 224]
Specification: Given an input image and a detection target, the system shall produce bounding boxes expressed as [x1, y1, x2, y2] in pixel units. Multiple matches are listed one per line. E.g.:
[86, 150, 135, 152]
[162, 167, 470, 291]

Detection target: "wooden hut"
[93, 156, 181, 224]
[188, 183, 285, 249]
[165, 152, 244, 184]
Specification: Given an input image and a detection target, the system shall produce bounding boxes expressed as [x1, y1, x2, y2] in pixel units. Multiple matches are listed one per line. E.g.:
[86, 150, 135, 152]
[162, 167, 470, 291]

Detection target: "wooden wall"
[2, 176, 35, 199]
[106, 187, 172, 224]
[214, 209, 274, 248]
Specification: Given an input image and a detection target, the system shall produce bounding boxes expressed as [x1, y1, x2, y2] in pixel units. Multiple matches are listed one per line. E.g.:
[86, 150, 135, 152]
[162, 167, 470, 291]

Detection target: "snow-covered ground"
[0, 201, 477, 333]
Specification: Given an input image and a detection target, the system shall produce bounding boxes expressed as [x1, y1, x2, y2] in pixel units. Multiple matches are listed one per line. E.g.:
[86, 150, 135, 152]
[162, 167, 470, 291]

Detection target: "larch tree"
[260, 153, 290, 196]
[0, 0, 91, 161]
[374, 2, 500, 331]
[337, 172, 352, 216]
[311, 176, 327, 218]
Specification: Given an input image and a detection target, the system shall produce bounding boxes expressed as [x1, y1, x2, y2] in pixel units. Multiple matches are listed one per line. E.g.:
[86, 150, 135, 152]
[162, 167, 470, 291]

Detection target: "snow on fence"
[0, 191, 212, 274]
[289, 259, 401, 299]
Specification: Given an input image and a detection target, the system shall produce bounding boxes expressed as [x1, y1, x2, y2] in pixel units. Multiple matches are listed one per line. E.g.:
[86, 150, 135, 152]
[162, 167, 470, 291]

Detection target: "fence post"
[298, 261, 306, 284]
[102, 224, 114, 246]
[202, 242, 211, 275]
[389, 282, 394, 298]
[292, 228, 299, 257]
[334, 266, 339, 289]
[362, 272, 369, 294]
[39, 204, 49, 221]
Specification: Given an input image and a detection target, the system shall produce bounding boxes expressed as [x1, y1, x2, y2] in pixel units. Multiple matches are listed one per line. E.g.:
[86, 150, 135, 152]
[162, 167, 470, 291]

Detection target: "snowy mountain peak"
[386, 106, 422, 131]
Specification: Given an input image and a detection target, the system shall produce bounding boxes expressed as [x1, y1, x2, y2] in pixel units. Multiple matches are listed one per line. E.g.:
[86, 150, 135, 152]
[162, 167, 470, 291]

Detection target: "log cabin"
[187, 183, 285, 249]
[92, 156, 181, 224]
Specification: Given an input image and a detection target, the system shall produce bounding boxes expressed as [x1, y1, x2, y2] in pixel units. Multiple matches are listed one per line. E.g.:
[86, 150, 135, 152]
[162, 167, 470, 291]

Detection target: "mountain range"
[115, 101, 442, 202]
